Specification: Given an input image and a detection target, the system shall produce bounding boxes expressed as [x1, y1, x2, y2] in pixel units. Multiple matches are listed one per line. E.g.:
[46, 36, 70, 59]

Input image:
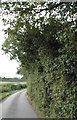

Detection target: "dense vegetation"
[1, 1, 77, 118]
[0, 83, 27, 101]
[0, 83, 27, 93]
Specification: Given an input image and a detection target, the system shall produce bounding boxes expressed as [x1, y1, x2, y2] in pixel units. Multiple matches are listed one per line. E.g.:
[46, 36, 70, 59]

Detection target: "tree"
[1, 1, 77, 118]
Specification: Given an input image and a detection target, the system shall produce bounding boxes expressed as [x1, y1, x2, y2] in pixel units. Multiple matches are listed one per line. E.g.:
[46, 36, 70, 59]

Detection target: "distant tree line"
[0, 77, 25, 82]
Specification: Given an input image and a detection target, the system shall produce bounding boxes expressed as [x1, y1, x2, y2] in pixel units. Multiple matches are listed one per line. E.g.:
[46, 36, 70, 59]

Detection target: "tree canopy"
[1, 1, 77, 118]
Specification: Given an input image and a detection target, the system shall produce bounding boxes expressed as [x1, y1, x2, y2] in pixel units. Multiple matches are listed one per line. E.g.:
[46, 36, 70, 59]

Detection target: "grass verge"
[0, 90, 19, 101]
[0, 82, 27, 102]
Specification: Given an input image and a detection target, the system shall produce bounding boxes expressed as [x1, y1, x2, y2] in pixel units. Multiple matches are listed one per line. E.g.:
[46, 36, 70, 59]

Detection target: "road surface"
[0, 90, 39, 119]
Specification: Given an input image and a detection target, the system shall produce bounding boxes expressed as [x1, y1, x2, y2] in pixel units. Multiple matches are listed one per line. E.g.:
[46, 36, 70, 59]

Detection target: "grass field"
[0, 82, 27, 101]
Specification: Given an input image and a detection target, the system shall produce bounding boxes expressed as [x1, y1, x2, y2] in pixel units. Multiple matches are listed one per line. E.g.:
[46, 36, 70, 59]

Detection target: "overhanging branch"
[16, 2, 64, 13]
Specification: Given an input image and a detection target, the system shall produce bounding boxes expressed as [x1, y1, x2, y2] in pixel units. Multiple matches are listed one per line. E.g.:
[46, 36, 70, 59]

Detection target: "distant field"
[0, 82, 26, 85]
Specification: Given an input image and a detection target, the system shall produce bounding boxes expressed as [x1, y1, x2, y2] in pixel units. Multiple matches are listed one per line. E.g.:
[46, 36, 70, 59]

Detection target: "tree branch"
[17, 2, 64, 13]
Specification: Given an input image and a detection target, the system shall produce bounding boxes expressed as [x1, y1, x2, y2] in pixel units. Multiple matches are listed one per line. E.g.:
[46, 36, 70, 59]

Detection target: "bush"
[1, 83, 27, 93]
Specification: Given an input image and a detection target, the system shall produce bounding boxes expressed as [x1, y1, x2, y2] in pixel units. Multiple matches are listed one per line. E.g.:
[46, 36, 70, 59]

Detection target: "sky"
[0, 20, 21, 78]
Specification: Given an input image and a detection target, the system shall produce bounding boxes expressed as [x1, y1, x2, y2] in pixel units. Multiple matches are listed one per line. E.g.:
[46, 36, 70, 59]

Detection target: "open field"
[0, 82, 26, 85]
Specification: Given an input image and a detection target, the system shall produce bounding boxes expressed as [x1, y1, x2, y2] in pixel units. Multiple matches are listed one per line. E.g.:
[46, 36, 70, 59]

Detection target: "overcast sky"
[0, 20, 21, 78]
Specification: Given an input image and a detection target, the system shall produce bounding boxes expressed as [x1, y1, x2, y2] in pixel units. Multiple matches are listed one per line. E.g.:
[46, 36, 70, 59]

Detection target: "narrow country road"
[0, 89, 39, 119]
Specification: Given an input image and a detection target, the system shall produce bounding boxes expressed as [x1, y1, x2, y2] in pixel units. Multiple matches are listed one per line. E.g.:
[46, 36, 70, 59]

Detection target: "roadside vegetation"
[1, 1, 77, 118]
[0, 81, 27, 101]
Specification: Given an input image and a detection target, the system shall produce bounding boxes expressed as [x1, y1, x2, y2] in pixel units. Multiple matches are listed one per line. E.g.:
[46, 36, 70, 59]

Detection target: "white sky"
[0, 20, 21, 78]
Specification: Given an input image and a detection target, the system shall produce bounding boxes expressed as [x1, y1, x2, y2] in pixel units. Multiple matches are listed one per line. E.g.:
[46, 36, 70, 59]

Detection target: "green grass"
[0, 90, 18, 101]
[0, 83, 27, 101]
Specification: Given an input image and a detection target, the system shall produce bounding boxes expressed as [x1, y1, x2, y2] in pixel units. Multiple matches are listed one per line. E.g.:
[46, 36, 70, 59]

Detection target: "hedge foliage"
[2, 2, 77, 118]
[0, 84, 27, 93]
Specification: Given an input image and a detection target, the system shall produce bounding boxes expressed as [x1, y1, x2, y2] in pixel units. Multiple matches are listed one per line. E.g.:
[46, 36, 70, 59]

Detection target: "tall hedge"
[2, 2, 77, 118]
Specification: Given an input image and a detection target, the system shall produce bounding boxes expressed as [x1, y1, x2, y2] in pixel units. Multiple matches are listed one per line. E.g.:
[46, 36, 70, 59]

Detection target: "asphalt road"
[0, 90, 39, 119]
